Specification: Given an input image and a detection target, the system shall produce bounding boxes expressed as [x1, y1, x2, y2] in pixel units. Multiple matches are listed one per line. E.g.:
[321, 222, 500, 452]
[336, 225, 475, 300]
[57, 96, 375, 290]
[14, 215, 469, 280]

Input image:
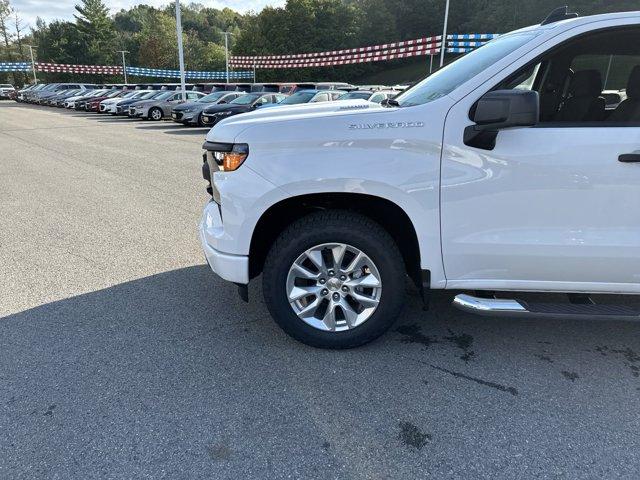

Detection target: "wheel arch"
[248, 192, 424, 289]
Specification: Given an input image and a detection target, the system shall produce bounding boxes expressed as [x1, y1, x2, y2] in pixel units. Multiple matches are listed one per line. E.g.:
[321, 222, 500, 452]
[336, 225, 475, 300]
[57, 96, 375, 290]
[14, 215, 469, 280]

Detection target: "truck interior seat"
[607, 65, 640, 122]
[555, 69, 606, 122]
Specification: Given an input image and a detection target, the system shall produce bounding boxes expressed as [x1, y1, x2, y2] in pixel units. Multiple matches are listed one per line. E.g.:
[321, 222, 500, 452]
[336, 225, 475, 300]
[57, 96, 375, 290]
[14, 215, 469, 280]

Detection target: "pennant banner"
[230, 33, 498, 69]
[36, 62, 123, 74]
[0, 62, 32, 72]
[125, 67, 252, 79]
[0, 34, 497, 76]
[447, 47, 475, 53]
[230, 43, 442, 68]
[231, 35, 442, 62]
[447, 33, 498, 40]
[231, 46, 441, 69]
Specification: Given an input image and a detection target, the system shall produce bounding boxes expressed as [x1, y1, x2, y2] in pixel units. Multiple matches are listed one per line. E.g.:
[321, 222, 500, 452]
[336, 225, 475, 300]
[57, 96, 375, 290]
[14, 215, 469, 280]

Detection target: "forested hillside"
[1, 0, 638, 84]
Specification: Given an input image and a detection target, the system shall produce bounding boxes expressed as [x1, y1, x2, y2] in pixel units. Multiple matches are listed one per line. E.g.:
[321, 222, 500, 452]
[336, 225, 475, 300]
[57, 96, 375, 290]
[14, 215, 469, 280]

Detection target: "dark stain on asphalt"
[207, 442, 233, 461]
[534, 353, 554, 364]
[396, 324, 436, 348]
[321, 441, 330, 450]
[431, 365, 518, 397]
[396, 325, 476, 362]
[398, 421, 430, 450]
[43, 404, 56, 416]
[595, 345, 640, 377]
[561, 371, 579, 382]
[444, 329, 475, 363]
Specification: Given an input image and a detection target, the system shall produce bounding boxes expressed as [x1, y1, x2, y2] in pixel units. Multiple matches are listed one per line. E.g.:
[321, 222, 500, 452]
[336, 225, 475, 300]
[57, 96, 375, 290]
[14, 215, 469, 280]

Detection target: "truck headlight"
[213, 144, 249, 171]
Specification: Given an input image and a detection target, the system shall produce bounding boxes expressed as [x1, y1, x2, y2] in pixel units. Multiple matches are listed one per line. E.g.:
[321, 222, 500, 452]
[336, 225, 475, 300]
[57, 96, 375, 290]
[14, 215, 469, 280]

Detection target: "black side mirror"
[464, 90, 539, 150]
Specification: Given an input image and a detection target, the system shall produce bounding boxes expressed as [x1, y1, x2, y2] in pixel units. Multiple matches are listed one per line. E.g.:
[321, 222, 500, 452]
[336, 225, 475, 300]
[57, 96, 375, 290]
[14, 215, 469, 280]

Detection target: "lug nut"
[332, 293, 340, 301]
[321, 289, 328, 296]
[342, 286, 349, 292]
[319, 278, 326, 284]
[340, 275, 347, 281]
[328, 270, 335, 276]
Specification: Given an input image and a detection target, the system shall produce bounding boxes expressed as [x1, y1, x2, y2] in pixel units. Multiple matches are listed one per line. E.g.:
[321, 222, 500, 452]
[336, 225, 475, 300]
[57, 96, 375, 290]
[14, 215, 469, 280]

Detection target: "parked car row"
[11, 80, 404, 126]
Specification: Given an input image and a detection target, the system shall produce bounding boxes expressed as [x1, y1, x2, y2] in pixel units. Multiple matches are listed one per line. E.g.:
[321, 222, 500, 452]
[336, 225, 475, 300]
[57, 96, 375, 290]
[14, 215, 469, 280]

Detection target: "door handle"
[619, 154, 640, 163]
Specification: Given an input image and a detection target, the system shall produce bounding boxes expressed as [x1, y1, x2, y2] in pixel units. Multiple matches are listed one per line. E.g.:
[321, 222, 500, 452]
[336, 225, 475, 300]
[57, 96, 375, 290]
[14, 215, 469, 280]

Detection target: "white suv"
[199, 9, 640, 348]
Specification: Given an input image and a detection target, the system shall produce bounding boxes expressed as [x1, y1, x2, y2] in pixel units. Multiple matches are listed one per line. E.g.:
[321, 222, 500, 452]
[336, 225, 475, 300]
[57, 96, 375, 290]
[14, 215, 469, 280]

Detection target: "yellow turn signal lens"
[214, 144, 249, 172]
[221, 151, 248, 171]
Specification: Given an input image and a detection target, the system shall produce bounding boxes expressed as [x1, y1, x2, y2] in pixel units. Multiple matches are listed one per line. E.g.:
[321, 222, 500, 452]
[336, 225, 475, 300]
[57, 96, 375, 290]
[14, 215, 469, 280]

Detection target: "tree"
[0, 0, 16, 83]
[74, 0, 117, 64]
[134, 10, 176, 69]
[12, 9, 25, 85]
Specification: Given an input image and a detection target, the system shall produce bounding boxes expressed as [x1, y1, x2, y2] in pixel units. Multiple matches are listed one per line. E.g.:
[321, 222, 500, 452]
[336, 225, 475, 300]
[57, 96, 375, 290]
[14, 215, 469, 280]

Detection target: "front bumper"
[132, 106, 148, 118]
[199, 201, 249, 284]
[172, 111, 196, 123]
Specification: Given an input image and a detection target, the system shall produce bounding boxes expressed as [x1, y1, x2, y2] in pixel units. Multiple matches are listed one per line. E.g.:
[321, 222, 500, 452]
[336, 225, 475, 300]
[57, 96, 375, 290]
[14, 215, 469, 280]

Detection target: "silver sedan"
[130, 90, 205, 120]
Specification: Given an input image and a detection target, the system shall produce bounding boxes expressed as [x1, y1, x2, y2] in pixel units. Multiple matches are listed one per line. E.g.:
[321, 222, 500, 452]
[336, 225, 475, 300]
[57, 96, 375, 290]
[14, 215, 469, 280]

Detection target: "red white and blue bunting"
[125, 67, 252, 79]
[0, 62, 32, 72]
[0, 34, 499, 76]
[0, 61, 252, 79]
[229, 33, 498, 69]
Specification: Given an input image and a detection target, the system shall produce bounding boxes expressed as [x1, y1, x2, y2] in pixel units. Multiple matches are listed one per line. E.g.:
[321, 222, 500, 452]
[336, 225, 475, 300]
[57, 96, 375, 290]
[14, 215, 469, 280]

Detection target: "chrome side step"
[452, 294, 640, 321]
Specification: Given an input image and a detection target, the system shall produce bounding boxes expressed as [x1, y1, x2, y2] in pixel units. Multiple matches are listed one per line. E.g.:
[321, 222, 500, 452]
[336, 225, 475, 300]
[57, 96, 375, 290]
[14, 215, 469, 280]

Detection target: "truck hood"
[205, 100, 383, 143]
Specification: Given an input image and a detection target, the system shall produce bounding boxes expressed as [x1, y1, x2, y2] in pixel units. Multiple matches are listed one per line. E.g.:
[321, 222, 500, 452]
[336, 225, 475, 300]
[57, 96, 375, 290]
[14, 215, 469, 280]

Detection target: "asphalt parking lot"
[2, 101, 640, 479]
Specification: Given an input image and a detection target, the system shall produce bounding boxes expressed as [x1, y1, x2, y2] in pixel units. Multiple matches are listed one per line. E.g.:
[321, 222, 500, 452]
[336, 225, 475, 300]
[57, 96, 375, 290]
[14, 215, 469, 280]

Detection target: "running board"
[452, 294, 640, 321]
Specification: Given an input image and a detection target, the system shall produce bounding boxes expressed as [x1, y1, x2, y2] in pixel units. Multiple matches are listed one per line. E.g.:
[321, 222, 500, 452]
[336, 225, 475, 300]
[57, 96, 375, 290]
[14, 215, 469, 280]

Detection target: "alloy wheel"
[285, 243, 382, 332]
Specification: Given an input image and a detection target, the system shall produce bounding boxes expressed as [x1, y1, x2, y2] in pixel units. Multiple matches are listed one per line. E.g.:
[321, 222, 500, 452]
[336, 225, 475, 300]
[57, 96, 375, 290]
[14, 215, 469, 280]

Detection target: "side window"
[311, 93, 330, 102]
[274, 94, 286, 102]
[370, 93, 385, 103]
[172, 93, 182, 101]
[255, 96, 269, 105]
[187, 92, 200, 99]
[495, 26, 640, 125]
[571, 54, 640, 109]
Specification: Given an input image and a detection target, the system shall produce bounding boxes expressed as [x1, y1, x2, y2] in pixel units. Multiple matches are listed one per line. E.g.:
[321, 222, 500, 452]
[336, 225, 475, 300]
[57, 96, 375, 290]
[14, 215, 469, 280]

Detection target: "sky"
[12, 0, 285, 30]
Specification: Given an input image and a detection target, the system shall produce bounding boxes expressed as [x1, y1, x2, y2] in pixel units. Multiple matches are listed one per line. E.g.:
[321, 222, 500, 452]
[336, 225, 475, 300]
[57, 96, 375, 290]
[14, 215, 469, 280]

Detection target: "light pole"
[175, 0, 187, 101]
[116, 50, 129, 84]
[439, 0, 450, 68]
[25, 44, 37, 83]
[223, 31, 233, 83]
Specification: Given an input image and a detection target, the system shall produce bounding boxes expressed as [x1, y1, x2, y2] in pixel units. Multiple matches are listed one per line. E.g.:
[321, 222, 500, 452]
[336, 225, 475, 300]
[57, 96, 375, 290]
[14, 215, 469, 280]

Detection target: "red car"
[86, 90, 126, 112]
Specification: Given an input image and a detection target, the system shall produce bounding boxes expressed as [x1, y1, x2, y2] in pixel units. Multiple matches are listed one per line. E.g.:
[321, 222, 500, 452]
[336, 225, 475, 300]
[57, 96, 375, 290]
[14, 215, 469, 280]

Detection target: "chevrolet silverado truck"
[200, 8, 640, 348]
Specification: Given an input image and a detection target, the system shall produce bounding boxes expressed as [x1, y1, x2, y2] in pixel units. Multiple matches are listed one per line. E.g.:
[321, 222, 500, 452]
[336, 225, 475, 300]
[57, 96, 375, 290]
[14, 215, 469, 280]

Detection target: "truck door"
[441, 26, 640, 293]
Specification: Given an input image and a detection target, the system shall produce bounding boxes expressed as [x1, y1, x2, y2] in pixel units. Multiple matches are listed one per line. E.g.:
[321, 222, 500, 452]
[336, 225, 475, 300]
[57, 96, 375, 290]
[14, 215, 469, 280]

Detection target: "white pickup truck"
[200, 8, 640, 348]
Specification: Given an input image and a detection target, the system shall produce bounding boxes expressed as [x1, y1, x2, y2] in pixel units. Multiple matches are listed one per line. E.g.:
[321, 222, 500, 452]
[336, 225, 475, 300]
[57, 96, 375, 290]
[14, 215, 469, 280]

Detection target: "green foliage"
[74, 0, 117, 64]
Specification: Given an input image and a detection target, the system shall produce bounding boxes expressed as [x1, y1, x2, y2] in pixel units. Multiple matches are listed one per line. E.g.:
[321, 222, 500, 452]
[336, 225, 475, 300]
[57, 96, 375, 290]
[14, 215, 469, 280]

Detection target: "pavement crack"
[430, 365, 519, 396]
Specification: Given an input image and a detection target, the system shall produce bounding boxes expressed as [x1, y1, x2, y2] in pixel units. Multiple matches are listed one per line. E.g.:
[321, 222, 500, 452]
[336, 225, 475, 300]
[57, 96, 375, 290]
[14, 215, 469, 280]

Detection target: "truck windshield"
[395, 33, 537, 107]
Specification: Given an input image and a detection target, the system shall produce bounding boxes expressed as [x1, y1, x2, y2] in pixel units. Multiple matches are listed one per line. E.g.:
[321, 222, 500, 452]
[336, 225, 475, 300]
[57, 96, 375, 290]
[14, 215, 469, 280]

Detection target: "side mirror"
[464, 90, 539, 150]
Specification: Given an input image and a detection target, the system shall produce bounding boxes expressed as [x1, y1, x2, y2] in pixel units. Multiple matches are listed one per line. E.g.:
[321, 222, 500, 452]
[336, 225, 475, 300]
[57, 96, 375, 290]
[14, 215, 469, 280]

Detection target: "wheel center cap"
[327, 278, 342, 291]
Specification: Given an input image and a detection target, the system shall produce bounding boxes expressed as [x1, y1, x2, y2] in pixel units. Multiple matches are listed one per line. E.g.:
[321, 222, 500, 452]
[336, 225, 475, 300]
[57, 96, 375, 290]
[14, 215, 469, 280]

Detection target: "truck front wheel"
[262, 210, 405, 348]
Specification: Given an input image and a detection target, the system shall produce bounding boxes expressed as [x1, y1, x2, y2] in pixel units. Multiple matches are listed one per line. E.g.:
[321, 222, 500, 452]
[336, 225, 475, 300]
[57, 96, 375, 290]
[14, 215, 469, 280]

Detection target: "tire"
[262, 210, 406, 349]
[149, 107, 163, 121]
[197, 112, 204, 127]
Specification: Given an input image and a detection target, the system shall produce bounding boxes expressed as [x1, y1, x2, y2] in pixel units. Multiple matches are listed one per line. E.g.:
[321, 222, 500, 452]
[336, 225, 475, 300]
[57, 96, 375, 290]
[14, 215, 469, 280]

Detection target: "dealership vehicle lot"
[3, 102, 640, 478]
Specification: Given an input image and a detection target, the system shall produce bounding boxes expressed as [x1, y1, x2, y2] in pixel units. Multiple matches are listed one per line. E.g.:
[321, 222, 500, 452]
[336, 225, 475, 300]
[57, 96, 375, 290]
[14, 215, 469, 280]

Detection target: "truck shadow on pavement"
[3, 265, 640, 477]
[163, 128, 210, 136]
